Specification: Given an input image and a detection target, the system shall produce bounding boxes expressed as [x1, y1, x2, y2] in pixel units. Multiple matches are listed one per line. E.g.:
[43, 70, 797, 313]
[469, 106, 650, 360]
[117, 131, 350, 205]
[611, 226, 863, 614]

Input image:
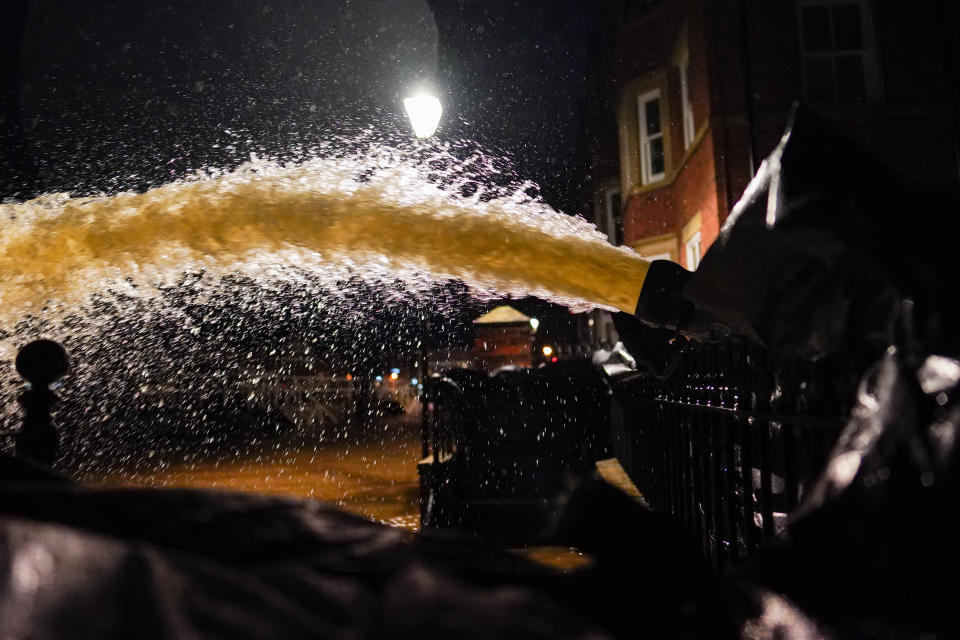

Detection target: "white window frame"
[678, 53, 695, 150]
[637, 89, 665, 184]
[685, 230, 702, 270]
[797, 0, 881, 104]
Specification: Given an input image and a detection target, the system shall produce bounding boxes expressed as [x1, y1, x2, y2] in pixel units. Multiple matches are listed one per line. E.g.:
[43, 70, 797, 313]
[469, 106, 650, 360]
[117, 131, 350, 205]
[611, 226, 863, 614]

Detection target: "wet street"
[80, 415, 424, 530]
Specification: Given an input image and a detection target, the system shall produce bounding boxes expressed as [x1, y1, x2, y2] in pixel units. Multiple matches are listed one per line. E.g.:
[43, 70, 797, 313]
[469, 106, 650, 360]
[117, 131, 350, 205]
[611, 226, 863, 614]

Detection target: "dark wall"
[725, 0, 959, 185]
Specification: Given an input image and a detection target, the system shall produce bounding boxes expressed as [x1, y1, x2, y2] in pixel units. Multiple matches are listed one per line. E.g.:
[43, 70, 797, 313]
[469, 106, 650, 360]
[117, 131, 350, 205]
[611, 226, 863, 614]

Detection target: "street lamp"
[403, 94, 442, 138]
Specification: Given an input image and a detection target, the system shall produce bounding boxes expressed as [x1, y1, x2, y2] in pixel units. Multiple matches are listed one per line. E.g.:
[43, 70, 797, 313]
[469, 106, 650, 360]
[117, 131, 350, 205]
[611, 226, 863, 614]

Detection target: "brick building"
[472, 305, 535, 372]
[592, 0, 959, 270]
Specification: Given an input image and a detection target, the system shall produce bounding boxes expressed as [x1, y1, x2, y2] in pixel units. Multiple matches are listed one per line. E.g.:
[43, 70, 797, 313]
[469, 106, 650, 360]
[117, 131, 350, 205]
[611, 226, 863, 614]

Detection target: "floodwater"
[77, 411, 593, 570]
[80, 415, 423, 530]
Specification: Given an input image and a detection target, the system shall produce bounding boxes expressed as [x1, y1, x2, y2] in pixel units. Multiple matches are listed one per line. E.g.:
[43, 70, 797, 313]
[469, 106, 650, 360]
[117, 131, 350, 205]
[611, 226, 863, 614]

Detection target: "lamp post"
[404, 90, 442, 459]
[403, 94, 443, 138]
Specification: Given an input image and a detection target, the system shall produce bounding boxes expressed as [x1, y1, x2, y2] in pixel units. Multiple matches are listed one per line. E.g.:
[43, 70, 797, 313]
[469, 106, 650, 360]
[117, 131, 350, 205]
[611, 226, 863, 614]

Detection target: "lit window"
[798, 0, 878, 103]
[678, 55, 695, 149]
[685, 230, 702, 270]
[637, 89, 665, 184]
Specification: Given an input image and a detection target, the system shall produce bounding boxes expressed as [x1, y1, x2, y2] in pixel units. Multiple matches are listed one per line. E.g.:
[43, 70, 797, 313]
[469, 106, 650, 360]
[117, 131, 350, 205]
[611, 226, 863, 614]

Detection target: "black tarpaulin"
[683, 105, 958, 362]
[0, 485, 611, 639]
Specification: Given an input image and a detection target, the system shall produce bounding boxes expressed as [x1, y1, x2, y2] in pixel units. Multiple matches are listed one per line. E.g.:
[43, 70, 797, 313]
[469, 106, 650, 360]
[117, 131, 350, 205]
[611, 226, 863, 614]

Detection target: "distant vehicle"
[233, 342, 359, 430]
[372, 397, 405, 416]
[258, 373, 355, 429]
[131, 342, 360, 432]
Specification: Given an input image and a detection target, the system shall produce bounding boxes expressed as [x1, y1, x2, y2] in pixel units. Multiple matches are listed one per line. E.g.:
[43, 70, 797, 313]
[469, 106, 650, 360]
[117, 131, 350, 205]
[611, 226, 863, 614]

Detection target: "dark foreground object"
[0, 479, 833, 640]
[0, 485, 611, 639]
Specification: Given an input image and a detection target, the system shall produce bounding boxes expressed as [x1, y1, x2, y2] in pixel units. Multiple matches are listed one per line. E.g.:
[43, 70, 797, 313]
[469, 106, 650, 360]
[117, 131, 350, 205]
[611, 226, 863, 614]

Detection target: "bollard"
[15, 340, 69, 466]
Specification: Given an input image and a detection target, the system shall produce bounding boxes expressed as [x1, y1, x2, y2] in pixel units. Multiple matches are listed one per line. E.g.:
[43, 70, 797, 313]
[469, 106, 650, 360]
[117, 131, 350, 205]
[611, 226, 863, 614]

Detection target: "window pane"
[835, 54, 866, 102]
[649, 137, 664, 176]
[645, 98, 661, 135]
[801, 6, 832, 52]
[803, 57, 835, 103]
[832, 3, 863, 50]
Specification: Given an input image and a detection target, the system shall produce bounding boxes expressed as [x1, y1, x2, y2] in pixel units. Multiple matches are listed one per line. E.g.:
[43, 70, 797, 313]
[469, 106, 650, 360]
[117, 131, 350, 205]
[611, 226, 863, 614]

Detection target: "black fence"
[610, 334, 855, 569]
[419, 330, 857, 567]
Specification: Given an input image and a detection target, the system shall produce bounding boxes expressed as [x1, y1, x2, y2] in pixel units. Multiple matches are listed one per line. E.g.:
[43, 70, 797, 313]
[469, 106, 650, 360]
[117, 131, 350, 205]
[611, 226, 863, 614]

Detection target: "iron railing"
[419, 331, 854, 566]
[610, 334, 854, 568]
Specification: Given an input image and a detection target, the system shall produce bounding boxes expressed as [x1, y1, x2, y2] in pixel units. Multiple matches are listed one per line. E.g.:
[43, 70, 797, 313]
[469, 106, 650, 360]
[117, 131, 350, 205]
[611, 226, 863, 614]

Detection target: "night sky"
[1, 0, 607, 215]
[428, 1, 606, 214]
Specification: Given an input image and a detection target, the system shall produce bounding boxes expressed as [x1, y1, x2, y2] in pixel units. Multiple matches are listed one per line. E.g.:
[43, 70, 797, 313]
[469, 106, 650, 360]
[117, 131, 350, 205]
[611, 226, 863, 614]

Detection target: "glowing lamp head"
[529, 318, 540, 331]
[542, 345, 554, 358]
[403, 95, 443, 138]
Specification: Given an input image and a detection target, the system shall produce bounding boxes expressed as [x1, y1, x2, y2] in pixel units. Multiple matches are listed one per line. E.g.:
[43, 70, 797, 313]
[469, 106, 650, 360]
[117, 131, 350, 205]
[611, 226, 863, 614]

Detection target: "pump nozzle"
[631, 260, 695, 333]
[623, 259, 727, 342]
